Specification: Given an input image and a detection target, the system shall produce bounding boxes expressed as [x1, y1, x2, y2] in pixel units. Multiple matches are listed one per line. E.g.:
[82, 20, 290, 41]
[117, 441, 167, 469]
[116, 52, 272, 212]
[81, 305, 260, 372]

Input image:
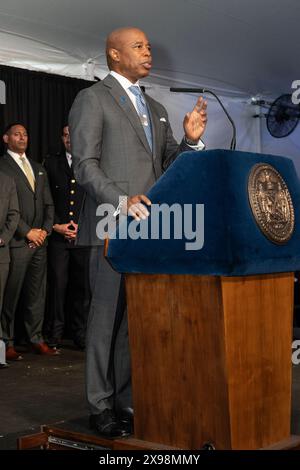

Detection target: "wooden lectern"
[107, 150, 300, 450]
[125, 272, 295, 449]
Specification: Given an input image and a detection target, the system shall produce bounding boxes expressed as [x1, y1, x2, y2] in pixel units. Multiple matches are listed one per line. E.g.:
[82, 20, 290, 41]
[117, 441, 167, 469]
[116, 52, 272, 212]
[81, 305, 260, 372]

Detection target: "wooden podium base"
[125, 272, 296, 450]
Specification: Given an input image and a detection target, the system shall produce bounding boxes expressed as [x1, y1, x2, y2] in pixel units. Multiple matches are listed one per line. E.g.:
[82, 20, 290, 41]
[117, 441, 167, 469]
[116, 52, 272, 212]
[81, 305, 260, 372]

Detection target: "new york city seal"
[248, 163, 294, 244]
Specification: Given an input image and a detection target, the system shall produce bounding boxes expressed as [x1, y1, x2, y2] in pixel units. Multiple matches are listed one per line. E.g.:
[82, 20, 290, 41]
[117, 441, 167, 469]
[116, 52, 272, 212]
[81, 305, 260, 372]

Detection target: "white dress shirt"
[66, 151, 72, 167]
[110, 70, 141, 113]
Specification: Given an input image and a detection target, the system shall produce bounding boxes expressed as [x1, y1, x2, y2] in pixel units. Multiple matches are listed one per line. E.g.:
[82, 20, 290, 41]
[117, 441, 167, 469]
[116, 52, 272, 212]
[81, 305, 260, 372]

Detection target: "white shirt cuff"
[113, 196, 128, 217]
[185, 138, 205, 151]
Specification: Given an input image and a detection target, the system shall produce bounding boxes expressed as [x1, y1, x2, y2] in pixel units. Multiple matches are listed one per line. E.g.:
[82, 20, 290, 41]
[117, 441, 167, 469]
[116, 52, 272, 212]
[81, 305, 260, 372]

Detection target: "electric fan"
[266, 94, 300, 138]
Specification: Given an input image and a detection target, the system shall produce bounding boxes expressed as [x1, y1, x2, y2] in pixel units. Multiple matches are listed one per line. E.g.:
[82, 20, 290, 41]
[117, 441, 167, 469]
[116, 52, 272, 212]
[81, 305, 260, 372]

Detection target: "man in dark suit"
[69, 27, 207, 438]
[0, 123, 57, 360]
[44, 125, 90, 350]
[0, 172, 20, 368]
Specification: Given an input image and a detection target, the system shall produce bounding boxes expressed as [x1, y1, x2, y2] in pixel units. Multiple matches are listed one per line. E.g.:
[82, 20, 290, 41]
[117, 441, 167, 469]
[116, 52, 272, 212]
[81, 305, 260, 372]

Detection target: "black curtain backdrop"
[0, 65, 93, 161]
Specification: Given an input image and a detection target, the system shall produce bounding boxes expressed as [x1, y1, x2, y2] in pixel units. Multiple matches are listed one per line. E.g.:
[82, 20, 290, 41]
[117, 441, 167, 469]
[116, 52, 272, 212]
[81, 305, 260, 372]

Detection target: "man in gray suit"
[0, 172, 19, 368]
[69, 27, 207, 438]
[0, 123, 57, 360]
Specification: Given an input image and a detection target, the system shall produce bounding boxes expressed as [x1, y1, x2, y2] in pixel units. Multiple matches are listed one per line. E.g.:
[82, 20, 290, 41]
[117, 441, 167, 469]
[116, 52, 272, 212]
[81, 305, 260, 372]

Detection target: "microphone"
[170, 87, 236, 150]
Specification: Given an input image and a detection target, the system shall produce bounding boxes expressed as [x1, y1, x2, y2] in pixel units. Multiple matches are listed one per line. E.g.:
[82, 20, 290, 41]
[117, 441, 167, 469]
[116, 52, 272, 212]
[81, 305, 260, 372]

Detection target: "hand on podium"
[123, 194, 152, 221]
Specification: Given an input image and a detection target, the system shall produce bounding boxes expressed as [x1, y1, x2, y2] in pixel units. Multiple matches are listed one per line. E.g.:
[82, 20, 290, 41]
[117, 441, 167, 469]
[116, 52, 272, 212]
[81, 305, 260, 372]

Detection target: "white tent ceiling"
[0, 0, 298, 98]
[1, 0, 300, 167]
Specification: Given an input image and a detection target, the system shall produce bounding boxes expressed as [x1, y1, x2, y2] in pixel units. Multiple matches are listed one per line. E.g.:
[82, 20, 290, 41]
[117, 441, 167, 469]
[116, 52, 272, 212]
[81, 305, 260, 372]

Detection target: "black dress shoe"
[0, 363, 9, 369]
[73, 338, 85, 350]
[116, 407, 134, 434]
[89, 409, 131, 439]
[47, 337, 62, 349]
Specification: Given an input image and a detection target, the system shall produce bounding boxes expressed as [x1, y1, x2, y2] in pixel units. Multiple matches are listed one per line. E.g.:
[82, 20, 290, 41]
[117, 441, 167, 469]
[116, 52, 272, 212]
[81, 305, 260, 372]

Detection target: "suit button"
[70, 201, 74, 205]
[70, 190, 75, 194]
[71, 179, 76, 183]
[69, 211, 74, 216]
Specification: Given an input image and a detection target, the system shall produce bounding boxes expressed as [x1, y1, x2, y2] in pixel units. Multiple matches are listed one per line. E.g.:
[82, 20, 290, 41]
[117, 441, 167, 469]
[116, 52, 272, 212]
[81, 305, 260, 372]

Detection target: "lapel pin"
[120, 96, 127, 105]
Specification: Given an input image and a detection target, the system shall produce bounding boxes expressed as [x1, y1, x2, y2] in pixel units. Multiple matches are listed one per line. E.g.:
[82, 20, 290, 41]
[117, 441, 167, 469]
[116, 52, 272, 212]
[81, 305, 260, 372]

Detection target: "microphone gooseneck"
[170, 87, 236, 150]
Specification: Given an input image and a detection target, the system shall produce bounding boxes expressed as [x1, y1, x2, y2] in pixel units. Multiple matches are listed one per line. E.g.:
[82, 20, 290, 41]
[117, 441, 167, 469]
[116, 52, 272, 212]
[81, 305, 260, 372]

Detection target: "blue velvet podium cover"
[107, 150, 300, 276]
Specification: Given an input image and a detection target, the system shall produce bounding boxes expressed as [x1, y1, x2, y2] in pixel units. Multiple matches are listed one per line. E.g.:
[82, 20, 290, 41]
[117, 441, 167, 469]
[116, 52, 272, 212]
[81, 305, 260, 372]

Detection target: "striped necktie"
[129, 85, 153, 152]
[20, 156, 35, 191]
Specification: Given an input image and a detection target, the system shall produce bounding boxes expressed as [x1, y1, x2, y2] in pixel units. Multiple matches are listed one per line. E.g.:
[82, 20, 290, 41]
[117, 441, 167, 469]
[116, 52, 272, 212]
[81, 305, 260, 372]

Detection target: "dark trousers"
[1, 245, 47, 345]
[86, 246, 131, 414]
[46, 241, 91, 342]
[0, 263, 9, 339]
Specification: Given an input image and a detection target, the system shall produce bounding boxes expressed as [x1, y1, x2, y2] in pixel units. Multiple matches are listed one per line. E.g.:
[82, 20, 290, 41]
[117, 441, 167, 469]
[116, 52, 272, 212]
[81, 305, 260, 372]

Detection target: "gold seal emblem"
[248, 163, 295, 244]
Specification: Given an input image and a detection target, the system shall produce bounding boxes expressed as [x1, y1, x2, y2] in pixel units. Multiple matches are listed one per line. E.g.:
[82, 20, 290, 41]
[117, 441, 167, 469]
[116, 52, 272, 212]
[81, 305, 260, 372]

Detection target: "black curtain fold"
[0, 65, 93, 161]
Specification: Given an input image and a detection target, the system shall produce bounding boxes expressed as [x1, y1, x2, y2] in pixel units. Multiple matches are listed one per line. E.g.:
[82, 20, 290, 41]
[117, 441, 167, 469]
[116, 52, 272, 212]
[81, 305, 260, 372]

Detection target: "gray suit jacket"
[0, 171, 20, 263]
[0, 154, 54, 247]
[69, 74, 190, 246]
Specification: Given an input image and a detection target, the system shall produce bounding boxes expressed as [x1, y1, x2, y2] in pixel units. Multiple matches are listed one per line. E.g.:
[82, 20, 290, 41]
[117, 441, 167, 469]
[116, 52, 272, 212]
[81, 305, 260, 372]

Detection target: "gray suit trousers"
[1, 245, 47, 345]
[86, 246, 132, 414]
[0, 263, 9, 339]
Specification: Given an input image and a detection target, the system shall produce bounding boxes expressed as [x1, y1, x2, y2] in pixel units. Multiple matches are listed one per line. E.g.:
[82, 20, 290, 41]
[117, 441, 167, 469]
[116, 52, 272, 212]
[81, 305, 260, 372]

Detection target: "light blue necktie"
[129, 85, 153, 152]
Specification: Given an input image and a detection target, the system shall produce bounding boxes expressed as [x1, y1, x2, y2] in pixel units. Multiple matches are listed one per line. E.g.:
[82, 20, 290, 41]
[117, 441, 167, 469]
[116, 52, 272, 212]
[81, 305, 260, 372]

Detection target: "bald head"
[106, 28, 143, 65]
[106, 28, 138, 57]
[106, 27, 152, 83]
